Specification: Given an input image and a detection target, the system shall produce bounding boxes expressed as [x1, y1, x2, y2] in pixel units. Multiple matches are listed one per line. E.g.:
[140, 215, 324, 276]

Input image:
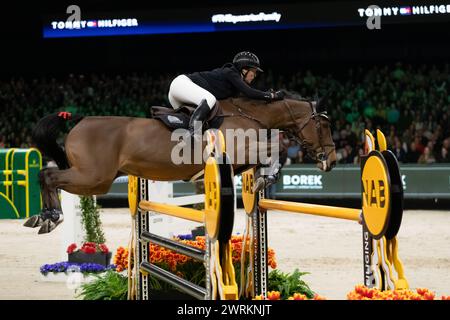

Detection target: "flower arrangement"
[347, 285, 450, 300]
[254, 291, 327, 300]
[110, 235, 315, 299]
[83, 238, 450, 301]
[67, 242, 110, 255]
[67, 242, 112, 267]
[40, 262, 115, 275]
[65, 195, 112, 267]
[113, 235, 277, 274]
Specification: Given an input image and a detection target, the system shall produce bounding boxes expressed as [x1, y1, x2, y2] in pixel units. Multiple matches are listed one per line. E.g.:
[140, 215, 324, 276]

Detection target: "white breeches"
[168, 74, 217, 110]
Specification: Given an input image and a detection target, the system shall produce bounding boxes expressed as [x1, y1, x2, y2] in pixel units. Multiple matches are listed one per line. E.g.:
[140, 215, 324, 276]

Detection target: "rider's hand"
[272, 90, 285, 101]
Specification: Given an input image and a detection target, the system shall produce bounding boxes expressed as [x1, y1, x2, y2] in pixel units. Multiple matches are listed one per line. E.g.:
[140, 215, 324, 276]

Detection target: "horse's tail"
[32, 112, 84, 169]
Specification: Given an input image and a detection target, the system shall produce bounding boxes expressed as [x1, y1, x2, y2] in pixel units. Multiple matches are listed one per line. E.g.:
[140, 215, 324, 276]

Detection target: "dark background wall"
[1, 0, 449, 77]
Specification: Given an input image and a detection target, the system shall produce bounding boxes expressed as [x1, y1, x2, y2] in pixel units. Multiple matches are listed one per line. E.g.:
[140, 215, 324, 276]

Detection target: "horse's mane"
[279, 89, 312, 102]
[280, 89, 330, 114]
[223, 90, 321, 112]
[227, 89, 311, 105]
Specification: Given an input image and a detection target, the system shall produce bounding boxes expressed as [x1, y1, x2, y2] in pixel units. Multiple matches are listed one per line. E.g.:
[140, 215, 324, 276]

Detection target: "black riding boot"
[187, 99, 211, 143]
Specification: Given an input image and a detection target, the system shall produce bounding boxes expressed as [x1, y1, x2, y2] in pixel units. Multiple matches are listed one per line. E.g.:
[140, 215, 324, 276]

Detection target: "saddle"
[151, 102, 224, 132]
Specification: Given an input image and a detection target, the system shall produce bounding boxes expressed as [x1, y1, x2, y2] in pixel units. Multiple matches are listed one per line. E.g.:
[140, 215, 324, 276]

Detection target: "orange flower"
[290, 293, 307, 300]
[422, 292, 435, 300]
[114, 234, 279, 279]
[113, 246, 129, 272]
[267, 291, 281, 300]
[347, 285, 442, 300]
[168, 260, 177, 271]
[416, 288, 430, 296]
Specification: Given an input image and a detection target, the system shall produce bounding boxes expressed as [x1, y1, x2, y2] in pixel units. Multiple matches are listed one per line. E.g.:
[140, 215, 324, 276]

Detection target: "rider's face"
[243, 68, 257, 84]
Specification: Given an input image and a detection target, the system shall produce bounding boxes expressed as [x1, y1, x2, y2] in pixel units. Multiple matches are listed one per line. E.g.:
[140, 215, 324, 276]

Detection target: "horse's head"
[282, 94, 337, 171]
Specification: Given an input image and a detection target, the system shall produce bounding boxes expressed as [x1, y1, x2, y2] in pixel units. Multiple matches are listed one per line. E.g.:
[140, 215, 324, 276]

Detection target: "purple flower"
[40, 262, 116, 275]
[177, 234, 193, 240]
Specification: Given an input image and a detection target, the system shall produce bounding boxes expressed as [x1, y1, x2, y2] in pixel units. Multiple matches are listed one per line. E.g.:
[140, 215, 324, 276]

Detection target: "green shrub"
[267, 269, 315, 299]
[79, 196, 105, 244]
[76, 270, 128, 300]
[76, 268, 315, 300]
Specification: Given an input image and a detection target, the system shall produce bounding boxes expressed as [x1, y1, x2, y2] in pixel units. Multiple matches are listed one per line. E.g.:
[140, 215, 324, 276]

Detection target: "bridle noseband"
[283, 100, 335, 162]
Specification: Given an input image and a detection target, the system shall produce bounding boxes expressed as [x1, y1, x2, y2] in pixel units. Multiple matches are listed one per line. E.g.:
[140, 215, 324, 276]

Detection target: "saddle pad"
[154, 113, 190, 130]
[151, 104, 224, 132]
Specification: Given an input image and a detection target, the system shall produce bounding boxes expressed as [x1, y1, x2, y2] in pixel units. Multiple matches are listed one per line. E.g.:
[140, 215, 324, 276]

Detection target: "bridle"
[283, 100, 336, 163]
[224, 98, 335, 163]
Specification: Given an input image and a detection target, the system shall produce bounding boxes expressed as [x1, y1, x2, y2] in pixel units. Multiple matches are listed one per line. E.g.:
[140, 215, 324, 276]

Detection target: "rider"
[167, 51, 286, 141]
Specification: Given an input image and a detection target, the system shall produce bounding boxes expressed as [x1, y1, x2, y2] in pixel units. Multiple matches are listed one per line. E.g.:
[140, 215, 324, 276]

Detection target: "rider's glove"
[271, 90, 285, 101]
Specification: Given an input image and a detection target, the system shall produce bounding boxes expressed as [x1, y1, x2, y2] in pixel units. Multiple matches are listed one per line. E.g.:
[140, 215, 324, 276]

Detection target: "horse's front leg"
[253, 149, 287, 193]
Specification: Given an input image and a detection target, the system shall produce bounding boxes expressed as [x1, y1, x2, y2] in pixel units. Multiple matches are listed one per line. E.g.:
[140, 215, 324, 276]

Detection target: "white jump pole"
[146, 180, 204, 238]
[60, 190, 84, 261]
[148, 180, 204, 205]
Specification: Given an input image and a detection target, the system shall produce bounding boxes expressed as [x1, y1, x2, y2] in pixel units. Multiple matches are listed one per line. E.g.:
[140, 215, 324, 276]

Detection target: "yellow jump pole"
[259, 199, 361, 221]
[139, 200, 204, 223]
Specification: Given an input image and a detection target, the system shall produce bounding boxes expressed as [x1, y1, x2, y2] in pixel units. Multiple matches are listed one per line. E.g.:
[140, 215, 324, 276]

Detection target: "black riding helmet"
[233, 51, 264, 73]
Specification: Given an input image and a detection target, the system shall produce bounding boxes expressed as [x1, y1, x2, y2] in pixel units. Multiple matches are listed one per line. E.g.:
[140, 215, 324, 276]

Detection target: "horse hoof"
[38, 220, 51, 234]
[23, 215, 44, 228]
[37, 216, 63, 234]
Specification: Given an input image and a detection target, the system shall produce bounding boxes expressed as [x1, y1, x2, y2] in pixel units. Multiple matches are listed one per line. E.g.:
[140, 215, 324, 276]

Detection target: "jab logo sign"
[362, 179, 386, 208]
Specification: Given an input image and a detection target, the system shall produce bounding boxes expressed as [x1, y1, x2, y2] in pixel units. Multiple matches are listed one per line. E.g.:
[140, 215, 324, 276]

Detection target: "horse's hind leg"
[24, 166, 115, 234]
[24, 167, 61, 231]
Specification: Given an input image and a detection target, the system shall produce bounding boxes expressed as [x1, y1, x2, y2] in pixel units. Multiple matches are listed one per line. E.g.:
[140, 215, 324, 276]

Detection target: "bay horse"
[25, 93, 337, 233]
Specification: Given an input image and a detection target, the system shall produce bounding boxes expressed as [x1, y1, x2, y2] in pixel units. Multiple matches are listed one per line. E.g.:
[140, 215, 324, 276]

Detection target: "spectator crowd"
[1, 62, 449, 165]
